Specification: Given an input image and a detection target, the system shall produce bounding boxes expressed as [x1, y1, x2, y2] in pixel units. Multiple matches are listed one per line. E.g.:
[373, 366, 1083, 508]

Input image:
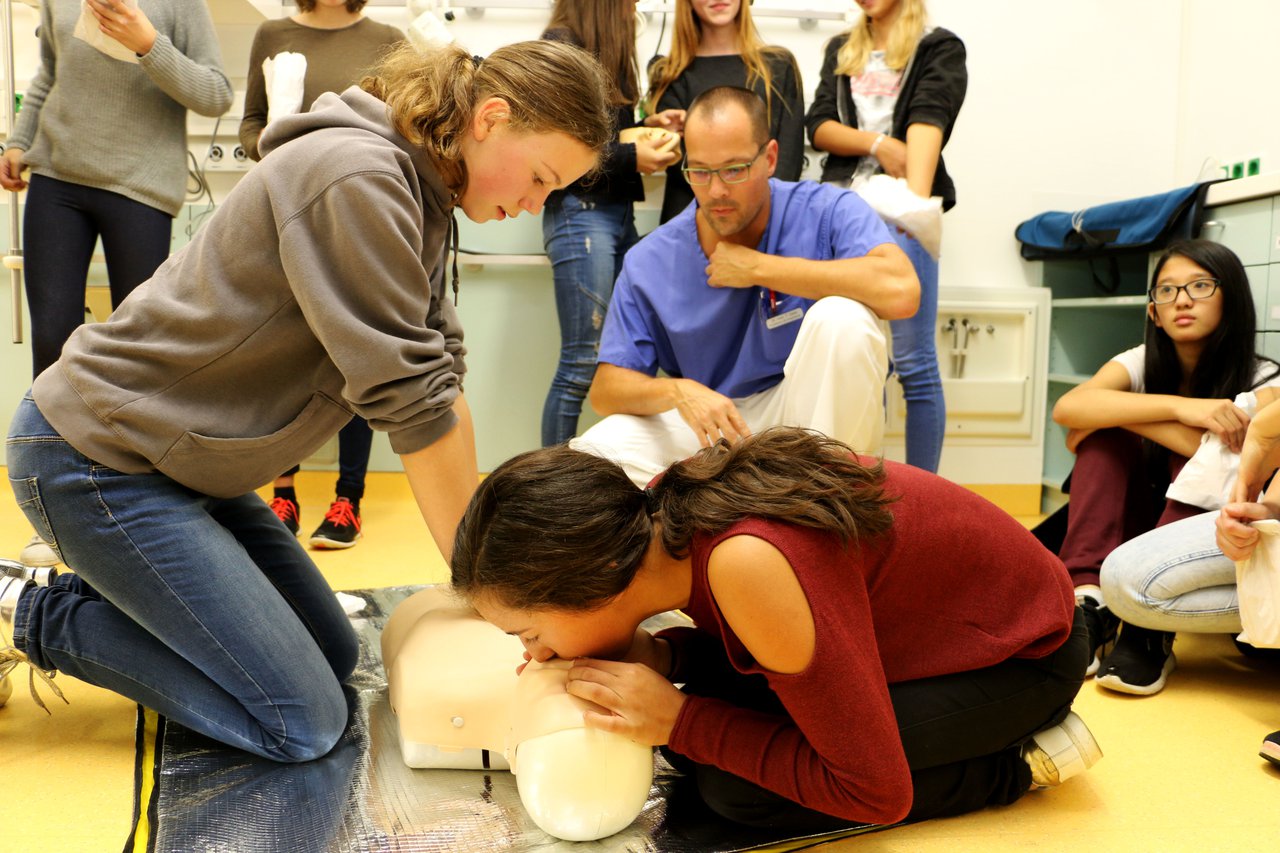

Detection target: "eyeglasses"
[1148, 278, 1219, 304]
[681, 145, 767, 186]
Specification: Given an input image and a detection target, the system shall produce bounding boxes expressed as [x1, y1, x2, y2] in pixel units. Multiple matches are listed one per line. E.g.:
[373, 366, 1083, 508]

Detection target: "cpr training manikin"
[381, 587, 654, 841]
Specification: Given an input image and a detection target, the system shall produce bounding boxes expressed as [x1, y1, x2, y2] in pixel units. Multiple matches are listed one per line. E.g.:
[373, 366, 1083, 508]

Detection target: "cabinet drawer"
[1272, 197, 1280, 265]
[1204, 198, 1272, 266]
[1262, 263, 1280, 335]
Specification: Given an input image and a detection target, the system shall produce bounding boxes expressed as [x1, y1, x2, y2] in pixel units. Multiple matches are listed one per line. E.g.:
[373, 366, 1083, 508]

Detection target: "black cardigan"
[805, 28, 966, 211]
[542, 28, 644, 204]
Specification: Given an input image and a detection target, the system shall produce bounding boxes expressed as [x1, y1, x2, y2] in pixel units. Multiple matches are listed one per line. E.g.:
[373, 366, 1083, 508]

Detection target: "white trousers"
[571, 296, 888, 487]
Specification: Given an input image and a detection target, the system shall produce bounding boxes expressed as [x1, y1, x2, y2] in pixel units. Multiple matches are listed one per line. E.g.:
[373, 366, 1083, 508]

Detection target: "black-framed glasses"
[681, 144, 767, 186]
[1148, 278, 1219, 304]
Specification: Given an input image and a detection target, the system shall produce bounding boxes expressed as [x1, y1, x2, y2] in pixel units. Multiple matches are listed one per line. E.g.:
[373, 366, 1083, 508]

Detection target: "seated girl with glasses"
[1050, 239, 1280, 696]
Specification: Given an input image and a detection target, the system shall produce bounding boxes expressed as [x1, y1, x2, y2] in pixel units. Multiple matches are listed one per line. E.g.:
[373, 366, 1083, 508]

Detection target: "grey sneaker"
[1024, 711, 1103, 787]
[0, 574, 66, 713]
[19, 533, 59, 568]
[2, 555, 58, 586]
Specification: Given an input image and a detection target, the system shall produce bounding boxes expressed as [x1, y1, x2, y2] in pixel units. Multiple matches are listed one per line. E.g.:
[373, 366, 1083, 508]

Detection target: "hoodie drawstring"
[450, 210, 460, 306]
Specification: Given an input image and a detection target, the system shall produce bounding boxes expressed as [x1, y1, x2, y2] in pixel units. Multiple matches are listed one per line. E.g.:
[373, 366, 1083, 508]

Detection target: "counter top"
[1206, 172, 1280, 206]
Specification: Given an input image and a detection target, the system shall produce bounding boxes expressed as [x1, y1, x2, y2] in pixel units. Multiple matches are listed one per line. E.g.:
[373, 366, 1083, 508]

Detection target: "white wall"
[1175, 0, 1279, 183]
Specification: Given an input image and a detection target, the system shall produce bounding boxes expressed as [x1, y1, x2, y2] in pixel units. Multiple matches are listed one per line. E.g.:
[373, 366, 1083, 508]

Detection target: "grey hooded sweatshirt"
[32, 88, 466, 498]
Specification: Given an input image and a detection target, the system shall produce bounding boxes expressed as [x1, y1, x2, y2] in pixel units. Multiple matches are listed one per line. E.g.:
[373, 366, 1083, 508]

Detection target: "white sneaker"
[1024, 711, 1103, 787]
[1, 573, 26, 708]
[20, 533, 60, 568]
[0, 573, 66, 713]
[2, 555, 58, 586]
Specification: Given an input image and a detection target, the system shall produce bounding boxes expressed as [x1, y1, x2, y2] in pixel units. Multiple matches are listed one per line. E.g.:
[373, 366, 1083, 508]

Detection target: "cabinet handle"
[1200, 220, 1224, 236]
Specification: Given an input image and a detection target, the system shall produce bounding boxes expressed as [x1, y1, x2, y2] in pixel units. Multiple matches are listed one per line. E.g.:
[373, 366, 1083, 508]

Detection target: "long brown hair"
[546, 0, 639, 105]
[450, 428, 896, 612]
[295, 0, 366, 12]
[361, 40, 615, 196]
[645, 0, 796, 119]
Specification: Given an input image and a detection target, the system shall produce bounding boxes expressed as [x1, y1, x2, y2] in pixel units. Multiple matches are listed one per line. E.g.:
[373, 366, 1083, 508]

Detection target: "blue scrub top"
[598, 179, 893, 399]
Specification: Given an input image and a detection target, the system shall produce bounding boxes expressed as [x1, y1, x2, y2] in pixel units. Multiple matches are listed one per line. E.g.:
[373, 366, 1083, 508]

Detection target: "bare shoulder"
[707, 534, 815, 674]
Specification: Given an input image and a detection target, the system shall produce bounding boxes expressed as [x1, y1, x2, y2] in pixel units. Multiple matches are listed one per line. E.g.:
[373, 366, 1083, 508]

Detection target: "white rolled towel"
[73, 0, 139, 64]
[1165, 390, 1258, 510]
[855, 173, 944, 259]
[264, 52, 308, 126]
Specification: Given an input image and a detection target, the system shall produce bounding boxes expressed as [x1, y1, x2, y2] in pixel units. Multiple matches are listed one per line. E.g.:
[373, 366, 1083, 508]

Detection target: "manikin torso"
[381, 587, 654, 841]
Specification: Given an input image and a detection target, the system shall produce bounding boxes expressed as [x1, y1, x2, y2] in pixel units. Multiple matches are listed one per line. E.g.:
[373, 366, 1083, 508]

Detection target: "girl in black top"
[539, 0, 680, 445]
[644, 0, 804, 223]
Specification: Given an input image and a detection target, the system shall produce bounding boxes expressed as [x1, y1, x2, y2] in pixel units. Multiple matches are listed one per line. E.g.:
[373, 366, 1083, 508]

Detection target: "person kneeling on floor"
[451, 427, 1102, 832]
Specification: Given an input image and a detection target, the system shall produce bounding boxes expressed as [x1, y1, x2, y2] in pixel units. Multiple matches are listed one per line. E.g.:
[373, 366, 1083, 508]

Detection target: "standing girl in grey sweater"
[0, 0, 233, 566]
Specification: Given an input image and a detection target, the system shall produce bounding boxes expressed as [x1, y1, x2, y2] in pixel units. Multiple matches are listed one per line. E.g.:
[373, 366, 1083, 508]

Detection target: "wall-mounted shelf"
[1051, 295, 1149, 308]
[456, 251, 548, 268]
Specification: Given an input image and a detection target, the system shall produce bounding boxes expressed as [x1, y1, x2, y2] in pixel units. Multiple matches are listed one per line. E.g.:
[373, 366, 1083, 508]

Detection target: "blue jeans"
[541, 194, 638, 446]
[6, 396, 358, 762]
[1101, 511, 1242, 634]
[889, 229, 944, 472]
[23, 174, 172, 378]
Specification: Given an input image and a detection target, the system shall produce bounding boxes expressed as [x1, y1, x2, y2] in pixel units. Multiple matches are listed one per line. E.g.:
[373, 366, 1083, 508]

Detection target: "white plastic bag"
[73, 0, 139, 65]
[1236, 518, 1280, 648]
[1166, 391, 1257, 510]
[853, 174, 944, 259]
[263, 52, 308, 125]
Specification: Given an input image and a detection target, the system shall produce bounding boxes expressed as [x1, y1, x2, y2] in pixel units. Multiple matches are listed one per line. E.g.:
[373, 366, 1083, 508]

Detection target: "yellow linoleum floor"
[3, 470, 1280, 852]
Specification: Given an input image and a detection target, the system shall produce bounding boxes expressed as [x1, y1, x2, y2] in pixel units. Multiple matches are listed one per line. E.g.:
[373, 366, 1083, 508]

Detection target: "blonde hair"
[361, 40, 615, 196]
[835, 0, 927, 76]
[646, 0, 796, 120]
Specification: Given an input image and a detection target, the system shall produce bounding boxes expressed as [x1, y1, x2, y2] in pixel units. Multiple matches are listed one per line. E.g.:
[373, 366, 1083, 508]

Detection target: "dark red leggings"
[1058, 429, 1200, 588]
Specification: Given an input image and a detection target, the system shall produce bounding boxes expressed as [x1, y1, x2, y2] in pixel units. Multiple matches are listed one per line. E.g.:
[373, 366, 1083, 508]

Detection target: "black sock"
[335, 489, 362, 513]
[274, 486, 298, 505]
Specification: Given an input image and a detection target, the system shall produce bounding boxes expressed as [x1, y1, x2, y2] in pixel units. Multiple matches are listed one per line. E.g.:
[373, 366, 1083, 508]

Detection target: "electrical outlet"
[1248, 157, 1262, 177]
[1232, 161, 1246, 179]
[208, 143, 224, 163]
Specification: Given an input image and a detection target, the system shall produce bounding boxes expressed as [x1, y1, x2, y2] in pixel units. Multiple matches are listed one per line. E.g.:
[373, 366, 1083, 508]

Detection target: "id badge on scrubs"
[765, 307, 804, 330]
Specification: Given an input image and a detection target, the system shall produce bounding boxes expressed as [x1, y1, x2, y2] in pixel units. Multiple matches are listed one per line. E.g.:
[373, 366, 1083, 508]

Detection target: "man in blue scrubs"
[573, 86, 919, 486]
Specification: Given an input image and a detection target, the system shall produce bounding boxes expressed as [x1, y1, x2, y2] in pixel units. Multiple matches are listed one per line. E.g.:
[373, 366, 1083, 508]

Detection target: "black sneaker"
[309, 498, 362, 550]
[1260, 731, 1280, 766]
[1095, 624, 1176, 695]
[269, 496, 301, 536]
[1233, 636, 1280, 662]
[1079, 597, 1119, 677]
